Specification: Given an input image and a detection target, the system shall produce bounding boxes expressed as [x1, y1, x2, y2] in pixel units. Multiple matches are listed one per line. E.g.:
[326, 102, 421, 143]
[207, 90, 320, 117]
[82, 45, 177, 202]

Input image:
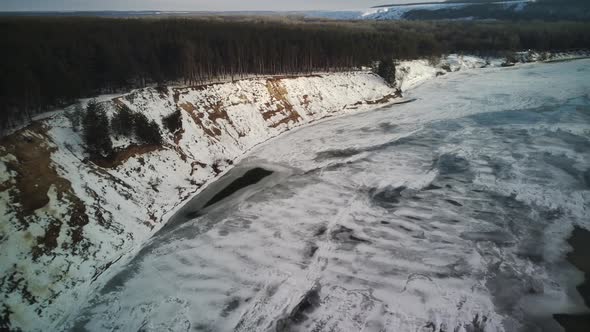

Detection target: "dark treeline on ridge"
[1, 17, 590, 131]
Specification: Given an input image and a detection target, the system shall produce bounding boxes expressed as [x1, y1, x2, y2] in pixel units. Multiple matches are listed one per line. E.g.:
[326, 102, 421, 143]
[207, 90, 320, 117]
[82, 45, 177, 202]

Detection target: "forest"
[1, 17, 590, 131]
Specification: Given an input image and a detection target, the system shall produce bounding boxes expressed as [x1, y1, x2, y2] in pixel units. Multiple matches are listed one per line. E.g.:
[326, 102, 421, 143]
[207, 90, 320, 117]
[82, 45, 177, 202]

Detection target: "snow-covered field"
[0, 54, 587, 331]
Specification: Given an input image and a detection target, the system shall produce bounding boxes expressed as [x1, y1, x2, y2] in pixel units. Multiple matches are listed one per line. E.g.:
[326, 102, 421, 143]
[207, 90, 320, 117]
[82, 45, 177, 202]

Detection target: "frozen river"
[67, 60, 590, 331]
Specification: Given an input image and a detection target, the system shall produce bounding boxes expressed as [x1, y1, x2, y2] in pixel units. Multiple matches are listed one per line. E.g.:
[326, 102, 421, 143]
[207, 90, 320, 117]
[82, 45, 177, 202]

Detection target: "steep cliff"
[0, 72, 396, 330]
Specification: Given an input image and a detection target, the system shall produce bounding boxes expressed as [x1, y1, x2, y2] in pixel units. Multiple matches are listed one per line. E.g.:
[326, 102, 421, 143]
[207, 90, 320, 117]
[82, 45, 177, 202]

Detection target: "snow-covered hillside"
[306, 0, 532, 20]
[0, 71, 398, 331]
[0, 52, 585, 331]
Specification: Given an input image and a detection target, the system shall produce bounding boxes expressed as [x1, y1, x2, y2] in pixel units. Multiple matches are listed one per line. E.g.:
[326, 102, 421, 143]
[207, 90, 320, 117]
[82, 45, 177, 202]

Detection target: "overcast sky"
[0, 0, 439, 12]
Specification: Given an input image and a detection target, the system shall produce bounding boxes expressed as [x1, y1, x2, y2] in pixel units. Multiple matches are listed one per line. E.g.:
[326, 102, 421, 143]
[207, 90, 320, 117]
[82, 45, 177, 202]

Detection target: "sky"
[0, 0, 439, 12]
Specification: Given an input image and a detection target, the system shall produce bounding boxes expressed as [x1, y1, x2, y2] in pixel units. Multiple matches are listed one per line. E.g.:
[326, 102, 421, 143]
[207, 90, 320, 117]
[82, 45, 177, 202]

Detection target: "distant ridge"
[0, 10, 283, 17]
[372, 0, 528, 8]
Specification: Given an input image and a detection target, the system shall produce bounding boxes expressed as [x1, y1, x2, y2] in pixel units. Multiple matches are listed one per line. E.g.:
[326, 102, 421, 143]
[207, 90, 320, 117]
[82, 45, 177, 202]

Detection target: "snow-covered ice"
[62, 60, 590, 331]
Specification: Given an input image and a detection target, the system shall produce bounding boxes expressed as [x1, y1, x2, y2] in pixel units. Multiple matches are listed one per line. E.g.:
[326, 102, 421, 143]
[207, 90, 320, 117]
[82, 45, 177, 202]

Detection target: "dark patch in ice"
[412, 231, 426, 239]
[435, 153, 471, 175]
[304, 243, 319, 258]
[466, 314, 492, 332]
[547, 129, 590, 154]
[554, 227, 590, 330]
[220, 298, 241, 317]
[554, 314, 590, 332]
[380, 220, 390, 225]
[584, 169, 590, 189]
[424, 184, 442, 190]
[445, 199, 463, 207]
[185, 210, 202, 219]
[314, 148, 361, 161]
[331, 225, 371, 244]
[426, 313, 493, 332]
[542, 152, 590, 188]
[349, 234, 371, 243]
[369, 185, 407, 208]
[398, 225, 414, 233]
[314, 225, 327, 237]
[275, 285, 321, 329]
[378, 121, 397, 132]
[461, 230, 514, 246]
[484, 157, 514, 181]
[470, 108, 546, 126]
[203, 167, 273, 208]
[406, 215, 422, 221]
[315, 133, 426, 162]
[304, 158, 363, 174]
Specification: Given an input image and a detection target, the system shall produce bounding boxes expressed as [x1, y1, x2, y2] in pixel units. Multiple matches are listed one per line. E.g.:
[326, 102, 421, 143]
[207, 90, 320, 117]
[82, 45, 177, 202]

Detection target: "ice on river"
[66, 60, 590, 331]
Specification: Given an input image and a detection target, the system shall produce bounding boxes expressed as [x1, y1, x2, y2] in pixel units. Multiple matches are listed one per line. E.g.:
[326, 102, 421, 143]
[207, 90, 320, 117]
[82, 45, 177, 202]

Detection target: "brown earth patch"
[173, 128, 185, 145]
[301, 95, 311, 109]
[263, 79, 302, 128]
[190, 161, 207, 176]
[93, 144, 162, 169]
[112, 97, 126, 109]
[208, 101, 231, 124]
[260, 103, 286, 121]
[178, 102, 219, 138]
[0, 123, 89, 259]
[172, 145, 188, 162]
[171, 127, 189, 162]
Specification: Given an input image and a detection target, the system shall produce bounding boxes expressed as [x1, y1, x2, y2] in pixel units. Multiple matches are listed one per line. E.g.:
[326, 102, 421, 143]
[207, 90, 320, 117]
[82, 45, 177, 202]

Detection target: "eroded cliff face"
[0, 72, 396, 330]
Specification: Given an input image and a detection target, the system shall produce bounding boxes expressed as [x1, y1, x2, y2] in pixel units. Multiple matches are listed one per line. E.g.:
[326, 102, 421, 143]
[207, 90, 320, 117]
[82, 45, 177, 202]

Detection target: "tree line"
[1, 17, 590, 132]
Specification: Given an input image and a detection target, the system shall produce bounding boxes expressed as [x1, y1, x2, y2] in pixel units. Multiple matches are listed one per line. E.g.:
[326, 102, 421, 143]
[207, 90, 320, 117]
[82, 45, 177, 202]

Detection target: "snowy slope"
[306, 0, 533, 20]
[0, 72, 397, 331]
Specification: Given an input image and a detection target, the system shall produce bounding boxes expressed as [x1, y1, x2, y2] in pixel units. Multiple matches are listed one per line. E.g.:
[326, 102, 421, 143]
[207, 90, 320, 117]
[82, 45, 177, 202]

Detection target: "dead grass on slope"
[263, 79, 302, 128]
[0, 123, 89, 259]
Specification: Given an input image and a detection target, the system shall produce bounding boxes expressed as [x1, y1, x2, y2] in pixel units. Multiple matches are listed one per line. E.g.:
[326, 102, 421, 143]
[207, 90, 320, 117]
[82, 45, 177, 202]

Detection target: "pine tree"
[377, 58, 396, 87]
[65, 103, 84, 132]
[163, 108, 183, 134]
[83, 99, 113, 158]
[133, 112, 162, 145]
[111, 104, 135, 137]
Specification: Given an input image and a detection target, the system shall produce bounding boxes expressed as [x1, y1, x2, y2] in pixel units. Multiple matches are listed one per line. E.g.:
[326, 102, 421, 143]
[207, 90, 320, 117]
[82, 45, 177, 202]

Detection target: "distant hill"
[373, 0, 527, 8]
[307, 0, 590, 21]
[372, 0, 590, 21]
